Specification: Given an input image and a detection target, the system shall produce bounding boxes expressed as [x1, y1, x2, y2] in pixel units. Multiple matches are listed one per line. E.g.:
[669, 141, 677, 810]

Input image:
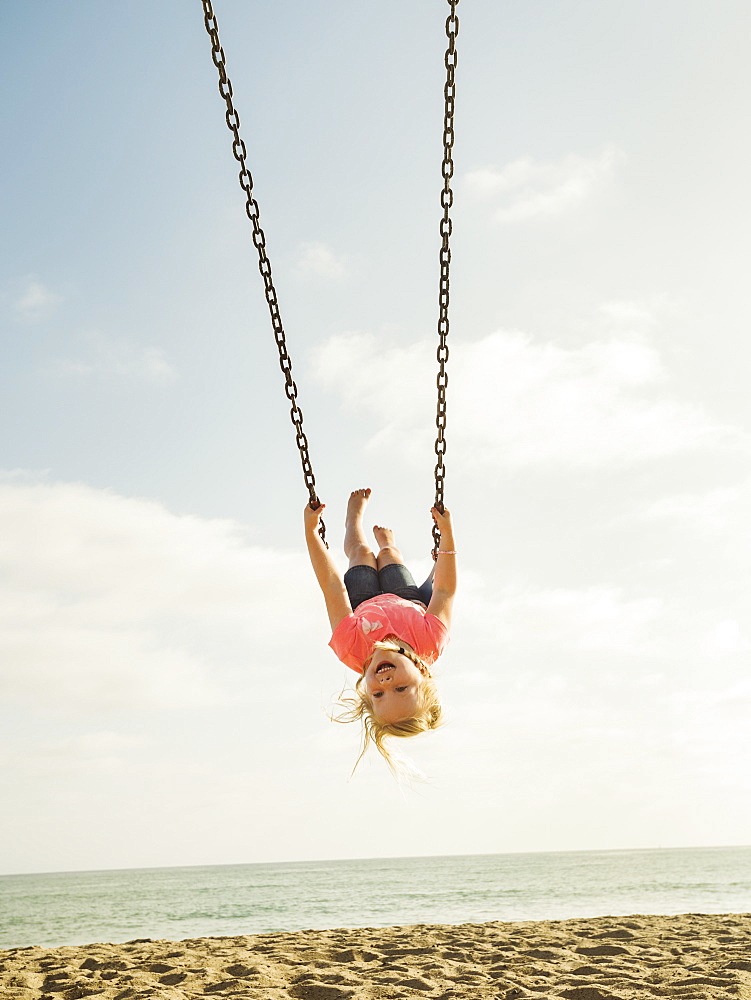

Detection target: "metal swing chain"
[200, 0, 326, 545]
[433, 0, 459, 557]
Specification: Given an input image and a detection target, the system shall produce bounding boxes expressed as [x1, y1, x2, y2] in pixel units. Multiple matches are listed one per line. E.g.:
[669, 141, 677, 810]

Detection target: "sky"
[1, 0, 750, 876]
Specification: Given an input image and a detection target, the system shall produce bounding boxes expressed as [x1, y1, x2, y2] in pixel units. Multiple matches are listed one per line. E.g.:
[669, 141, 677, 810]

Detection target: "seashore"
[1, 912, 750, 999]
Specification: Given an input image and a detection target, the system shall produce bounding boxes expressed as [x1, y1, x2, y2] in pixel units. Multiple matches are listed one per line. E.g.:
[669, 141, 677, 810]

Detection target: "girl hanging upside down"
[304, 488, 456, 769]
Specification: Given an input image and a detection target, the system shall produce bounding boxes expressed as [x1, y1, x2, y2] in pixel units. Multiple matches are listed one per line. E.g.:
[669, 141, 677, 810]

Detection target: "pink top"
[329, 594, 449, 673]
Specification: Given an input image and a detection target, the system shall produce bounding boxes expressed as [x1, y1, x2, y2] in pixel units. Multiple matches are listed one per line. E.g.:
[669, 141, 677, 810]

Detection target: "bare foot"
[374, 524, 404, 569]
[346, 488, 371, 525]
[373, 524, 395, 549]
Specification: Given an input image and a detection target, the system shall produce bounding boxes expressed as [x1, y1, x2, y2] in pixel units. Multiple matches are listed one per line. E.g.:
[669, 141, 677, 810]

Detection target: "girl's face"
[362, 647, 425, 724]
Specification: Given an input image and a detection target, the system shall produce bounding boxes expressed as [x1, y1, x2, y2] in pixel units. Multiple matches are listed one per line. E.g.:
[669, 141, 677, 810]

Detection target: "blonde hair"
[333, 638, 443, 774]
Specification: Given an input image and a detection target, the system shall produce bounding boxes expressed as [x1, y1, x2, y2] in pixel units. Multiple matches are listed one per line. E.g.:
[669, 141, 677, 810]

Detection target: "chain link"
[202, 0, 457, 554]
[433, 0, 459, 557]
[201, 0, 326, 545]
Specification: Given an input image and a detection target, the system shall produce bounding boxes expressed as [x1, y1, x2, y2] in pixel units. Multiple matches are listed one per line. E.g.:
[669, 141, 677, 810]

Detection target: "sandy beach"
[2, 912, 750, 999]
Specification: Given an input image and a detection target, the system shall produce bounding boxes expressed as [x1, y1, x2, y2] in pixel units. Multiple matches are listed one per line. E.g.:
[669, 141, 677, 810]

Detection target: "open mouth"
[375, 662, 395, 674]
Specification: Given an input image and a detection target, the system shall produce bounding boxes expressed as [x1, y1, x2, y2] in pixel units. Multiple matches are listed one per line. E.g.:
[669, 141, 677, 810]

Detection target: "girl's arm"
[426, 506, 457, 629]
[304, 503, 353, 630]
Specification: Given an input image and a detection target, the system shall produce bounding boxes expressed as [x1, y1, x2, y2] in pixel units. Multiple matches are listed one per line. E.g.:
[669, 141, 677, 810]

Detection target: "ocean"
[1, 846, 749, 950]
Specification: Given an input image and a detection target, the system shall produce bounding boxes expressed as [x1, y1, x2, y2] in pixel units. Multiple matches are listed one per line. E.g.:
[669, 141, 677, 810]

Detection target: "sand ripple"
[1, 912, 750, 999]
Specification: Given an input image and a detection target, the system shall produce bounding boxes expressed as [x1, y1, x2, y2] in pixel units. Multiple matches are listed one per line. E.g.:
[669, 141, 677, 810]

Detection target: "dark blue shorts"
[344, 563, 433, 611]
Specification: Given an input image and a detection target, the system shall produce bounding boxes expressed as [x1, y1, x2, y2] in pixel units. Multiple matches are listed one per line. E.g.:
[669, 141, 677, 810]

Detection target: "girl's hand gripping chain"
[304, 499, 326, 533]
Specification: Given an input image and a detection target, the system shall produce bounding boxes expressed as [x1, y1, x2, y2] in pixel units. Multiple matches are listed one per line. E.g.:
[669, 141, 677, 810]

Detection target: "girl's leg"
[373, 525, 405, 570]
[374, 525, 424, 605]
[344, 489, 377, 570]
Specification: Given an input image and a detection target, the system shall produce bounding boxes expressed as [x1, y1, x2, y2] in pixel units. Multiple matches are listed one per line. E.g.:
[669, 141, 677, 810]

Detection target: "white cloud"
[311, 328, 738, 469]
[137, 346, 177, 383]
[50, 334, 178, 384]
[465, 145, 622, 222]
[641, 484, 747, 533]
[1, 731, 148, 778]
[597, 299, 661, 332]
[294, 241, 348, 279]
[0, 479, 321, 711]
[13, 277, 62, 321]
[501, 585, 663, 656]
[702, 620, 751, 656]
[452, 580, 664, 688]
